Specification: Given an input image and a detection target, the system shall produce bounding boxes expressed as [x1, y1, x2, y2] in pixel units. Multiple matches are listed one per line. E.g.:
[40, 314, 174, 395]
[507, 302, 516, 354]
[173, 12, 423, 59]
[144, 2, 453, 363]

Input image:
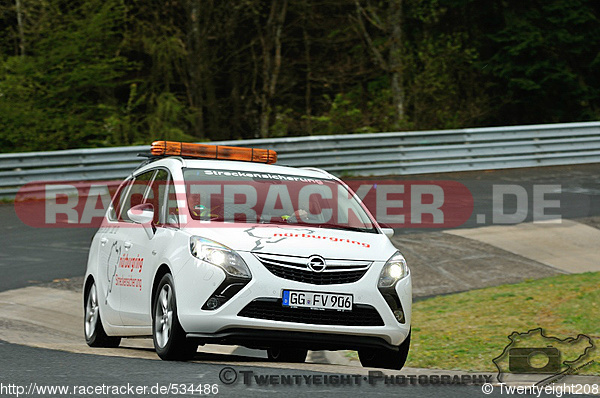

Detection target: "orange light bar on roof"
[151, 141, 277, 164]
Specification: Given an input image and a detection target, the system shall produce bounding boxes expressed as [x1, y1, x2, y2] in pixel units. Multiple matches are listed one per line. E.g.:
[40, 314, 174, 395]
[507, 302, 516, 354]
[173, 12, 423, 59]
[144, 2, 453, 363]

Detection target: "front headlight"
[190, 236, 252, 279]
[378, 251, 408, 288]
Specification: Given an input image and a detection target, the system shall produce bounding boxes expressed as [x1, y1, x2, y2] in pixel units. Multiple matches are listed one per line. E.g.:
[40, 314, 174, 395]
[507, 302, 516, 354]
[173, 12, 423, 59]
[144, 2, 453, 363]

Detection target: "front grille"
[238, 298, 384, 326]
[254, 253, 371, 285]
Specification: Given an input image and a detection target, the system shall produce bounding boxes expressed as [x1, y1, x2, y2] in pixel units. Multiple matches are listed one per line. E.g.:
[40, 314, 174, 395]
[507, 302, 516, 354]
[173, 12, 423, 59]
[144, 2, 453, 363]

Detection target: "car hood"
[184, 225, 397, 261]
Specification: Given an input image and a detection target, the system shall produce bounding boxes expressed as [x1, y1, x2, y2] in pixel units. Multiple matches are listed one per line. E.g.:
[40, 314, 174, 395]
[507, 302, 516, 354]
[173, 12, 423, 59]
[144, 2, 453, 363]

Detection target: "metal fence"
[2, 121, 600, 198]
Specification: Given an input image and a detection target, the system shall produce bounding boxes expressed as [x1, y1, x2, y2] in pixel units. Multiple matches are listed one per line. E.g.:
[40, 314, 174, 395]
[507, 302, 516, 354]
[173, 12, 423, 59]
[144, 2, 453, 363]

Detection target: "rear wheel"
[267, 347, 308, 363]
[84, 281, 121, 348]
[359, 331, 410, 370]
[152, 273, 197, 361]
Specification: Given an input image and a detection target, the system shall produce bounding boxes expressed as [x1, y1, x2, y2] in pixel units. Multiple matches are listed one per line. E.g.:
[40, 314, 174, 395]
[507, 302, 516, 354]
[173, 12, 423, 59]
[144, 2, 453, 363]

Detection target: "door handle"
[100, 237, 108, 246]
[124, 241, 133, 249]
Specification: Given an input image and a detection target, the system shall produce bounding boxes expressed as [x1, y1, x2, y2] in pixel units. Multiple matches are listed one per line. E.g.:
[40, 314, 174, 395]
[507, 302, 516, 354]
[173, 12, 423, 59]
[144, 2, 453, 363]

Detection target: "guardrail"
[2, 121, 600, 198]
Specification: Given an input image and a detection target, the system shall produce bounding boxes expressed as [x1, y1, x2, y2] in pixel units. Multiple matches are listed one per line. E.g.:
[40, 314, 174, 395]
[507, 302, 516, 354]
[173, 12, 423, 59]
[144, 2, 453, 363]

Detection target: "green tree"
[484, 0, 600, 124]
[0, 0, 135, 151]
[1, 0, 599, 152]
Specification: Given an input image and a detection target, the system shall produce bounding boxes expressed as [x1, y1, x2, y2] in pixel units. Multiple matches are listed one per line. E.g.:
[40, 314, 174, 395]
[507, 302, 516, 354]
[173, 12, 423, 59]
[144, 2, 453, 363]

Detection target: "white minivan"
[83, 141, 411, 369]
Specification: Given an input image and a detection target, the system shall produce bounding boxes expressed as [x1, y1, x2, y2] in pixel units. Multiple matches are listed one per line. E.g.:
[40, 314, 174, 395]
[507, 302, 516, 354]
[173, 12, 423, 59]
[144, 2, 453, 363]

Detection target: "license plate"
[282, 290, 353, 311]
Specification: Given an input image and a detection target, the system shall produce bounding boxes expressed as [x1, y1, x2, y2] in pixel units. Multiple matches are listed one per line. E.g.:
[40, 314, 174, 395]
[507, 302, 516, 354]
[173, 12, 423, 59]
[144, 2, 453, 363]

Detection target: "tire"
[84, 281, 121, 348]
[152, 273, 197, 361]
[267, 347, 308, 363]
[359, 331, 410, 370]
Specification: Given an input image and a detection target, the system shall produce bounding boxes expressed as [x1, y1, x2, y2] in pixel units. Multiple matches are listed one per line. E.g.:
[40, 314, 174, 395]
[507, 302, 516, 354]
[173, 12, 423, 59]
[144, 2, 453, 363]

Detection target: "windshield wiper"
[315, 223, 371, 233]
[256, 219, 374, 233]
[257, 218, 291, 225]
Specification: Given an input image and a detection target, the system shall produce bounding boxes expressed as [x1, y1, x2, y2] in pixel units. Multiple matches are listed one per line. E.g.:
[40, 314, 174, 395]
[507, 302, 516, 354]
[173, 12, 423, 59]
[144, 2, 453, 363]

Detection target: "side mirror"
[127, 203, 155, 239]
[378, 222, 395, 238]
[381, 228, 395, 238]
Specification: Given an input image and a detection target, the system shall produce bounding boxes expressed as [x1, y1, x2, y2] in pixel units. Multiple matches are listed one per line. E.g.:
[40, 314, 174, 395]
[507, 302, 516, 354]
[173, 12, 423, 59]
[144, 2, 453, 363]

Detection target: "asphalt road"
[374, 163, 600, 233]
[1, 163, 599, 397]
[0, 202, 96, 292]
[0, 340, 566, 397]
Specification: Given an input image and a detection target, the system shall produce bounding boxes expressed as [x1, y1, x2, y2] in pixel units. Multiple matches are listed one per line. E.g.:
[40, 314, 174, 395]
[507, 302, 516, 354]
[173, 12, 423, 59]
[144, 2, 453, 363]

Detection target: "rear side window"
[165, 182, 179, 227]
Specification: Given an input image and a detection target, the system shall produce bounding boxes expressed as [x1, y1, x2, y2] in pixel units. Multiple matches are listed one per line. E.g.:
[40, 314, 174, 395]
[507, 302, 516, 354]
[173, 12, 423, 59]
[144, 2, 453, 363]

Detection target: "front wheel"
[84, 281, 121, 348]
[267, 347, 308, 363]
[152, 273, 197, 361]
[358, 331, 410, 370]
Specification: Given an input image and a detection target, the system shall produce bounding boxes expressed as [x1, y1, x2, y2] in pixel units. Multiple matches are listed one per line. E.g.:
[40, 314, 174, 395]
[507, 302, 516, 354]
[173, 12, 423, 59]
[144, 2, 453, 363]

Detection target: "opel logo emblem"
[307, 255, 326, 272]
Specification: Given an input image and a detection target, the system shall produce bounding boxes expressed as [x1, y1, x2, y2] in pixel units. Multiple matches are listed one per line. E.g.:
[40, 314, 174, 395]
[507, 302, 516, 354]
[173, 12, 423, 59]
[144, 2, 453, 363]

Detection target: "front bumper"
[186, 328, 400, 351]
[174, 252, 412, 348]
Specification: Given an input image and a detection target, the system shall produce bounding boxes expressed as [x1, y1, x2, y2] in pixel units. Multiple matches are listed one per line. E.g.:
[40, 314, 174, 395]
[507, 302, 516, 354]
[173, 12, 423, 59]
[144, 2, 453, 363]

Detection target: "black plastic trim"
[201, 275, 250, 310]
[238, 298, 385, 326]
[378, 286, 405, 324]
[186, 328, 398, 351]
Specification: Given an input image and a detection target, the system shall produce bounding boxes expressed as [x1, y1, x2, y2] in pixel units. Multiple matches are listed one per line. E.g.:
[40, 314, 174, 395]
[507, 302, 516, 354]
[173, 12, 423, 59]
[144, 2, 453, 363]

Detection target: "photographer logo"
[493, 328, 595, 386]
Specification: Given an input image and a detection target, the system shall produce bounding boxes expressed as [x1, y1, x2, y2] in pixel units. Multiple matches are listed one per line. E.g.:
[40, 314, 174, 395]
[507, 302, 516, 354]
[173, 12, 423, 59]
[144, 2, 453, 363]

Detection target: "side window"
[143, 169, 169, 224]
[166, 182, 179, 228]
[108, 178, 133, 221]
[119, 170, 155, 222]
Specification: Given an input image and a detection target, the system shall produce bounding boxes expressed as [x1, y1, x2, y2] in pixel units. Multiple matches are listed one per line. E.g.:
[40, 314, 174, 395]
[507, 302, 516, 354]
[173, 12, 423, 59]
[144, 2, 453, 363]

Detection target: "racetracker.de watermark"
[218, 367, 493, 387]
[14, 179, 564, 229]
[0, 382, 219, 397]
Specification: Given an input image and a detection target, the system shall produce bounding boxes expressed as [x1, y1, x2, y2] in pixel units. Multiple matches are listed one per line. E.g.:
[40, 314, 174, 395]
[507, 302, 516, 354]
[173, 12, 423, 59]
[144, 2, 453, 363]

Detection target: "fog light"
[393, 309, 405, 323]
[379, 287, 406, 324]
[202, 276, 250, 311]
[205, 297, 221, 310]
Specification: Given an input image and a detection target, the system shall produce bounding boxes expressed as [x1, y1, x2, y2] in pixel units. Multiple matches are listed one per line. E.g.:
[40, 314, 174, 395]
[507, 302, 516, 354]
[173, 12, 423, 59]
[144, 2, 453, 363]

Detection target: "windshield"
[183, 168, 377, 233]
